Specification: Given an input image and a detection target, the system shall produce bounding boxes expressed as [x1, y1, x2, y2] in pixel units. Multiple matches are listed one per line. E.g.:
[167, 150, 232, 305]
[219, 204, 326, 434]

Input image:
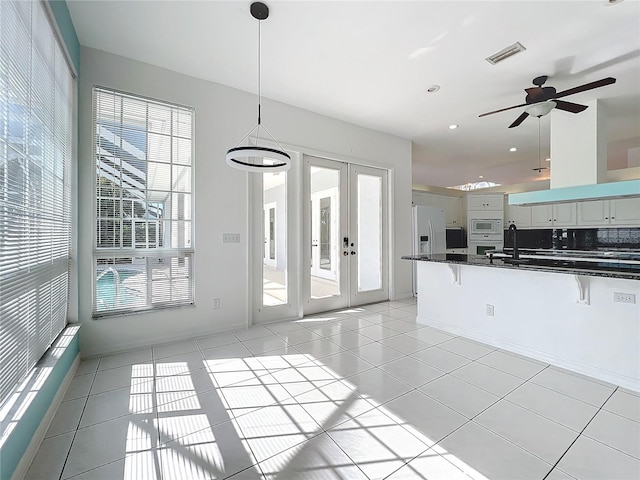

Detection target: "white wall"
[78, 46, 412, 356]
[416, 261, 640, 391]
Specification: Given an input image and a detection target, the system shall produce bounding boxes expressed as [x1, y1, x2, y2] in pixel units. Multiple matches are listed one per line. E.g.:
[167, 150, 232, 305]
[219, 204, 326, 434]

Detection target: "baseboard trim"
[81, 321, 248, 358]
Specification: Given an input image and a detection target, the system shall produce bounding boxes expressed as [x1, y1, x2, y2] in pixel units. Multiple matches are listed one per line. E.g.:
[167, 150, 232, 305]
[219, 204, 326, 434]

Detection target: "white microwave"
[470, 218, 503, 236]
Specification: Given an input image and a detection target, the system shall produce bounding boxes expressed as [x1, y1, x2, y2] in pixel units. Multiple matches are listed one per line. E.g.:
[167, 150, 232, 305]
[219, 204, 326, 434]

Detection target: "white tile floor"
[26, 299, 640, 480]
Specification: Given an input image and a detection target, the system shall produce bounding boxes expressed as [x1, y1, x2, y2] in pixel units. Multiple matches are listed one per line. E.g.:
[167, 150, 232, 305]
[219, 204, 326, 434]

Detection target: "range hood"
[509, 99, 640, 205]
[509, 179, 640, 205]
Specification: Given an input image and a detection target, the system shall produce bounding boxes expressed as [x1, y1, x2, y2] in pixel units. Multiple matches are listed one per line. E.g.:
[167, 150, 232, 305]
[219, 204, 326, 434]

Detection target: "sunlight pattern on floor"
[25, 299, 640, 479]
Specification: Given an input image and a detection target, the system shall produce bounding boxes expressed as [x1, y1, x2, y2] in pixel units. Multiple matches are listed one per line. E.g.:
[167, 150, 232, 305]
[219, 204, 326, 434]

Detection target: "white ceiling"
[67, 0, 640, 188]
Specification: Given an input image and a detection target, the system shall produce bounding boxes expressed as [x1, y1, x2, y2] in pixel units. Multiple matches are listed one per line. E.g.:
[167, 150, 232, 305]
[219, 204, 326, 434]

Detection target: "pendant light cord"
[538, 117, 541, 174]
[229, 4, 288, 154]
[257, 18, 261, 127]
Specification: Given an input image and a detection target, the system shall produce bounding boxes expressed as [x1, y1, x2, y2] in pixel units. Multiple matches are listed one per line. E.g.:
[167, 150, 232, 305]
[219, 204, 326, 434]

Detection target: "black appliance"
[446, 228, 466, 249]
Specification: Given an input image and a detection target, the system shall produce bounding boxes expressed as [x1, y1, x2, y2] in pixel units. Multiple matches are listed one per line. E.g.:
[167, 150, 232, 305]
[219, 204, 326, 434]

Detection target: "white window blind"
[0, 1, 73, 405]
[93, 88, 194, 317]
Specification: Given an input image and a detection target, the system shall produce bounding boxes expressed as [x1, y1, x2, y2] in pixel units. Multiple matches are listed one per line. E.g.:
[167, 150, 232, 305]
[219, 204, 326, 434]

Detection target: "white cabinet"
[610, 198, 640, 226]
[505, 204, 531, 228]
[577, 198, 640, 226]
[502, 197, 639, 228]
[531, 203, 576, 227]
[553, 203, 577, 227]
[467, 194, 503, 211]
[577, 200, 610, 226]
[442, 196, 462, 227]
[531, 205, 553, 227]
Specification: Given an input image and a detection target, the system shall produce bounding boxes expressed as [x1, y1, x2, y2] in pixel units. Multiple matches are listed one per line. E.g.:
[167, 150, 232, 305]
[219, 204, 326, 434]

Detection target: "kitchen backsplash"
[504, 228, 640, 250]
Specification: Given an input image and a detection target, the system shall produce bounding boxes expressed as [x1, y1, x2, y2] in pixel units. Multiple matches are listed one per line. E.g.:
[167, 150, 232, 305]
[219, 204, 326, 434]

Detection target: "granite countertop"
[401, 253, 640, 280]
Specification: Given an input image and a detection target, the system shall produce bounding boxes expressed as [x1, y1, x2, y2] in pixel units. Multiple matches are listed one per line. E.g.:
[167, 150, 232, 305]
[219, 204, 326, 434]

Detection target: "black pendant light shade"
[226, 2, 291, 173]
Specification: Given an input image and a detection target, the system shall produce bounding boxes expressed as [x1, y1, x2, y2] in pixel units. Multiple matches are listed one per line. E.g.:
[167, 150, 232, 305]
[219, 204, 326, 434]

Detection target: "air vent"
[485, 42, 526, 65]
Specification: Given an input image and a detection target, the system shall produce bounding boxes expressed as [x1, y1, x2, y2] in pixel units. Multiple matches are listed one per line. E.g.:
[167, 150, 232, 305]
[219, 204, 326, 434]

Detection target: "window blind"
[93, 88, 194, 316]
[0, 1, 73, 406]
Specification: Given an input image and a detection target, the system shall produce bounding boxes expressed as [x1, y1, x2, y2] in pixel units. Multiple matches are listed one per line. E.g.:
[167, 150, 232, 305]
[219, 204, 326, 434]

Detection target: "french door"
[304, 156, 389, 314]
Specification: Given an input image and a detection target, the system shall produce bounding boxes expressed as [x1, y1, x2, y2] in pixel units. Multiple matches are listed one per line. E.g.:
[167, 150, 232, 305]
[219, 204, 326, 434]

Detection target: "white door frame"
[303, 156, 389, 315]
[304, 156, 349, 314]
[250, 152, 301, 325]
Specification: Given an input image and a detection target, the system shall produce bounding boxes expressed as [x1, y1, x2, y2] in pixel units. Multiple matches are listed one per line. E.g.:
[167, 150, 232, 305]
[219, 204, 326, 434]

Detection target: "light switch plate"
[222, 233, 240, 243]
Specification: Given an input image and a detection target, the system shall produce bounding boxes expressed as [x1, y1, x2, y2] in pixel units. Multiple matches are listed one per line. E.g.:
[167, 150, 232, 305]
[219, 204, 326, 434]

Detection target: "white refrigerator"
[411, 205, 446, 295]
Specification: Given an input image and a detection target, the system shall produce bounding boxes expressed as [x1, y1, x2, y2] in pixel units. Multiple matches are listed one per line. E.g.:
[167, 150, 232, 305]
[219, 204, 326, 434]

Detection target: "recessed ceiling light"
[449, 124, 459, 130]
[426, 85, 440, 93]
[509, 147, 517, 152]
[545, 158, 551, 162]
[479, 175, 484, 179]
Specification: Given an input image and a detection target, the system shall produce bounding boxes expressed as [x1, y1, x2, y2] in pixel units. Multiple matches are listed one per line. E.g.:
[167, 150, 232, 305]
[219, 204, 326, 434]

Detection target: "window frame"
[91, 86, 195, 318]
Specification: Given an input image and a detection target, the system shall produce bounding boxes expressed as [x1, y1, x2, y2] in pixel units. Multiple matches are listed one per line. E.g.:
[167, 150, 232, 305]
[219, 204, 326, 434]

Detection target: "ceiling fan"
[479, 75, 616, 128]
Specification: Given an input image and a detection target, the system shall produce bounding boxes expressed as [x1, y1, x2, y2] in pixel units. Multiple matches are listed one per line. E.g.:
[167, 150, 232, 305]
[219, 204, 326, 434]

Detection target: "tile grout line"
[541, 386, 619, 480]
[389, 362, 559, 475]
[57, 356, 102, 480]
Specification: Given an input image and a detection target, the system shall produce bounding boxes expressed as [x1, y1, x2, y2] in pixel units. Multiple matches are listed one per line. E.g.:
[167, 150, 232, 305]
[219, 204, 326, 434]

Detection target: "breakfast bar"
[402, 252, 640, 391]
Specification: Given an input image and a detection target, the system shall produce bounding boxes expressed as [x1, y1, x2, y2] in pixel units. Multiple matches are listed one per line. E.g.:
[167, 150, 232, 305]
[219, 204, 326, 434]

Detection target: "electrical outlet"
[486, 304, 494, 316]
[213, 298, 220, 309]
[613, 292, 636, 304]
[222, 233, 240, 243]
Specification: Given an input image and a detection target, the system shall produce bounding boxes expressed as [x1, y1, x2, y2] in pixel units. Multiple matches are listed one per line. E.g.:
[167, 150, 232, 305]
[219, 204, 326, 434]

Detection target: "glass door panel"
[356, 173, 382, 292]
[349, 165, 388, 306]
[262, 176, 286, 307]
[310, 166, 342, 299]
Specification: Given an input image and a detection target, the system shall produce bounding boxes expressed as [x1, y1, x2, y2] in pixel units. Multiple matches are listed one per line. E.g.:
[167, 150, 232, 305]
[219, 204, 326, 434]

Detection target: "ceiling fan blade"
[479, 102, 529, 118]
[554, 100, 589, 114]
[553, 77, 616, 99]
[508, 112, 529, 128]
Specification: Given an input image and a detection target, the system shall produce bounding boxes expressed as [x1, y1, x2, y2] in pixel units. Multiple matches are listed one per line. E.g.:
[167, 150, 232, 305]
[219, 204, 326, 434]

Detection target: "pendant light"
[226, 2, 291, 173]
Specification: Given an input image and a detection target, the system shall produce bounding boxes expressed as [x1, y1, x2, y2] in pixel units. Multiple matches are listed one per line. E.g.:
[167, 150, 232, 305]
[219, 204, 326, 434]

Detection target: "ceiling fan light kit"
[225, 2, 291, 173]
[525, 101, 557, 118]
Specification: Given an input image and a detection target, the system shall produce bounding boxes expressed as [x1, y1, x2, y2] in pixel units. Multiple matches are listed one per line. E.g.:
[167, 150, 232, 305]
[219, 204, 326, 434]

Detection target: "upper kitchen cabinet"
[467, 194, 503, 211]
[442, 196, 462, 226]
[505, 203, 532, 228]
[553, 203, 578, 227]
[610, 198, 640, 226]
[531, 203, 576, 227]
[577, 200, 610, 226]
[577, 198, 640, 226]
